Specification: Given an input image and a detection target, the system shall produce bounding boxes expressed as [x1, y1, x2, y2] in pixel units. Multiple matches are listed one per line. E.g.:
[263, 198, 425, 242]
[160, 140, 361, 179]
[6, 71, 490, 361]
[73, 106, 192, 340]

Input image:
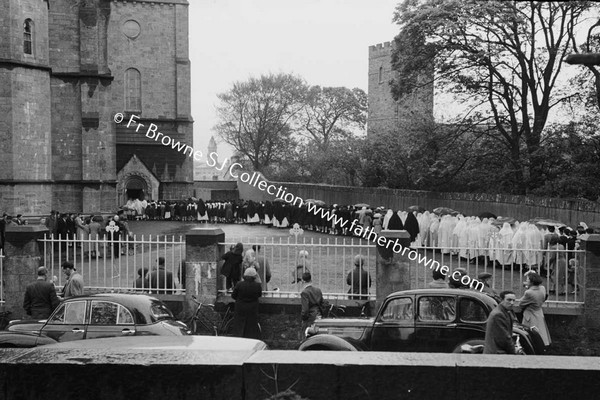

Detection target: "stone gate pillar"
[580, 235, 600, 330]
[375, 230, 411, 310]
[184, 228, 224, 315]
[2, 225, 49, 319]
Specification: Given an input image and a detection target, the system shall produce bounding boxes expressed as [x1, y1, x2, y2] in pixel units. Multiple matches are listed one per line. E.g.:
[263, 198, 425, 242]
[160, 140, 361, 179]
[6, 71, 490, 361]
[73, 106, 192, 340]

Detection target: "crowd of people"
[3, 196, 592, 348]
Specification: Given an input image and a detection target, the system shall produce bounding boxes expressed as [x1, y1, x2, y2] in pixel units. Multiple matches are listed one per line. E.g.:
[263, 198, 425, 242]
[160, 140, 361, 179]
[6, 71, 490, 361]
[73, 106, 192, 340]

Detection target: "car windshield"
[150, 300, 174, 322]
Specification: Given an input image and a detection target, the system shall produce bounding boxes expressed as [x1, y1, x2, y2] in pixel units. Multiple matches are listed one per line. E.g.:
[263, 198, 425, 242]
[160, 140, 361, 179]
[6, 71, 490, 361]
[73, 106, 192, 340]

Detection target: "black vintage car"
[299, 288, 545, 354]
[0, 293, 188, 347]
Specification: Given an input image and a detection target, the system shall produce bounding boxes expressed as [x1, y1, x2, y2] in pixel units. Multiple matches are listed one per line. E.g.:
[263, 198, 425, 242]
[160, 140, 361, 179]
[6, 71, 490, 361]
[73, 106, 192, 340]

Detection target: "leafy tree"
[391, 0, 598, 193]
[565, 19, 600, 110]
[298, 86, 367, 150]
[361, 93, 478, 191]
[214, 73, 307, 172]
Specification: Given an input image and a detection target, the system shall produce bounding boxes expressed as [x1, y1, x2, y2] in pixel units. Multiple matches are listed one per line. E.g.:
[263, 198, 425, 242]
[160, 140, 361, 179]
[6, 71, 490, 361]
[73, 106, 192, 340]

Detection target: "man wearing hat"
[23, 266, 60, 319]
[60, 261, 84, 299]
[478, 271, 501, 303]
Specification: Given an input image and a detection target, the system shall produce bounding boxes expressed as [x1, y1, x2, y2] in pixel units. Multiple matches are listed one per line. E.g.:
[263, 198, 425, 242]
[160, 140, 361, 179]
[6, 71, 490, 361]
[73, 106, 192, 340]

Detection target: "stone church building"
[0, 0, 193, 215]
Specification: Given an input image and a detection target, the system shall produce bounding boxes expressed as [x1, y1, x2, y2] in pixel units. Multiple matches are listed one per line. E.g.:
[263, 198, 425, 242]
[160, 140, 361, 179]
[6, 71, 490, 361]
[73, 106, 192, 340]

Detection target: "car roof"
[64, 293, 159, 307]
[388, 288, 498, 308]
[62, 293, 170, 323]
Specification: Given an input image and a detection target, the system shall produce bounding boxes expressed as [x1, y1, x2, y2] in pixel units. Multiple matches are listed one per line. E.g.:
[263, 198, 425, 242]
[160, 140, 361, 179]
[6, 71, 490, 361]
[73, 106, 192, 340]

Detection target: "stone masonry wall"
[367, 42, 397, 136]
[48, 0, 81, 72]
[108, 1, 177, 118]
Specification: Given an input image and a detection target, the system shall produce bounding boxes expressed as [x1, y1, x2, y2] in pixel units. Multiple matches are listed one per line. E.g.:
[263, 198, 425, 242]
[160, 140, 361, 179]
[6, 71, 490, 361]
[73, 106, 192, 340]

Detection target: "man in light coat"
[60, 261, 84, 299]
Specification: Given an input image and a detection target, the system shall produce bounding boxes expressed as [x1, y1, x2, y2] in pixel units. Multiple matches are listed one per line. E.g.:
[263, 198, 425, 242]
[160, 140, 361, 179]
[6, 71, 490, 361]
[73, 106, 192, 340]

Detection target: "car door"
[414, 295, 457, 352]
[85, 301, 136, 339]
[455, 296, 488, 344]
[41, 300, 88, 342]
[369, 296, 415, 351]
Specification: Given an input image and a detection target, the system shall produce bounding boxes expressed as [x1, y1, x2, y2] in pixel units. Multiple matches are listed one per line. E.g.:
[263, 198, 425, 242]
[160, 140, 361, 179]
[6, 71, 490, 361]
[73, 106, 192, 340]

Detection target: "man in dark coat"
[484, 290, 516, 354]
[23, 267, 60, 319]
[300, 272, 324, 339]
[346, 254, 371, 299]
[46, 210, 58, 237]
[148, 257, 174, 294]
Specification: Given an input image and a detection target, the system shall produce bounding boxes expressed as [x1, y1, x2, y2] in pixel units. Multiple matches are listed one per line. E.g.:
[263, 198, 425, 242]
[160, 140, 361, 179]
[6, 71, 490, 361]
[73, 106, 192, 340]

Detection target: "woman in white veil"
[512, 222, 528, 266]
[453, 216, 469, 259]
[429, 215, 440, 247]
[495, 222, 515, 265]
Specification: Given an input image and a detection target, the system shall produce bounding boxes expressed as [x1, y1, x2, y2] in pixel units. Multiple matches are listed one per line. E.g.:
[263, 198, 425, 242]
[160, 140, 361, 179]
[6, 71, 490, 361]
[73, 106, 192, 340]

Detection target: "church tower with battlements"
[367, 40, 434, 138]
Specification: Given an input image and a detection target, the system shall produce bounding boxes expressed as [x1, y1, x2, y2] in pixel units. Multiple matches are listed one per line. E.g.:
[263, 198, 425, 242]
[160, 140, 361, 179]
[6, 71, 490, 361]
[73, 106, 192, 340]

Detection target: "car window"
[48, 301, 86, 325]
[379, 298, 413, 322]
[418, 296, 456, 322]
[118, 305, 134, 325]
[48, 304, 66, 324]
[90, 301, 118, 325]
[150, 300, 174, 322]
[459, 298, 488, 323]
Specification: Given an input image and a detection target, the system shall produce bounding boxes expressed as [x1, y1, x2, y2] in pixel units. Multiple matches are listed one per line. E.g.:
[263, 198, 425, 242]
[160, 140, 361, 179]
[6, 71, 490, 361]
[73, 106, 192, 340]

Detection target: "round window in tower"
[122, 20, 141, 40]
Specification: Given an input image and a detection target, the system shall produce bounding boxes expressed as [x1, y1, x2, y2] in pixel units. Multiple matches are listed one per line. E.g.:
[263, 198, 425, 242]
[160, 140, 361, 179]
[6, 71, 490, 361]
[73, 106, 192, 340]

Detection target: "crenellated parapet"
[369, 41, 395, 57]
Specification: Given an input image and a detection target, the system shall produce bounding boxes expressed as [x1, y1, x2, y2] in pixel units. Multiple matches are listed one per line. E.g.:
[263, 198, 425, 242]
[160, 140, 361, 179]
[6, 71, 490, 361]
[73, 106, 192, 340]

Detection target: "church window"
[23, 19, 33, 55]
[378, 65, 383, 84]
[122, 20, 141, 40]
[125, 68, 142, 112]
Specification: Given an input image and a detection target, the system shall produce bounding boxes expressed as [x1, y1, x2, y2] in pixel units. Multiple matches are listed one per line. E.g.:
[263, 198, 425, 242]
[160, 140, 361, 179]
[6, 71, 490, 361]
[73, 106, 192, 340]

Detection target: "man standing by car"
[484, 290, 516, 354]
[60, 261, 85, 299]
[300, 272, 324, 339]
[23, 267, 60, 319]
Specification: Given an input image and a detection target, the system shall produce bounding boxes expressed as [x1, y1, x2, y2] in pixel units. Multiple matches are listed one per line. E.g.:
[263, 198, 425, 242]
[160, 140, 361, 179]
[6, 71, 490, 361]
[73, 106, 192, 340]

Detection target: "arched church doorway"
[125, 176, 147, 201]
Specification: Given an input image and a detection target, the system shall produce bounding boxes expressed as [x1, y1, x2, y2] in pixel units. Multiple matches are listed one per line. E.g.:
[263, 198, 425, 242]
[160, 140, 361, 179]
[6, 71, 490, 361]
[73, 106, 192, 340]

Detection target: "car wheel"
[452, 339, 485, 354]
[298, 335, 358, 351]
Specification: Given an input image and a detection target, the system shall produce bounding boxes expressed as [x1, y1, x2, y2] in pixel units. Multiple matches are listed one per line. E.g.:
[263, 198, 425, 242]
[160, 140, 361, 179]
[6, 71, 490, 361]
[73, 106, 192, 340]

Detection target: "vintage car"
[299, 288, 545, 354]
[0, 293, 188, 347]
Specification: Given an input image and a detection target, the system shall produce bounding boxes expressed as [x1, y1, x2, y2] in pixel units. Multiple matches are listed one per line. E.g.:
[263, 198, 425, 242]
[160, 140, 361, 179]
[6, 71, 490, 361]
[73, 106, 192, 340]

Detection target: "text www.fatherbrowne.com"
[113, 112, 484, 291]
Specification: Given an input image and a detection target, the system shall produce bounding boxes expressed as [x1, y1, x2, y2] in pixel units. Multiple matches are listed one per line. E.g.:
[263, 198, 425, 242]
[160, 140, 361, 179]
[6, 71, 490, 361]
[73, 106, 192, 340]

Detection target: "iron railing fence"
[412, 245, 585, 306]
[38, 234, 186, 295]
[221, 236, 376, 301]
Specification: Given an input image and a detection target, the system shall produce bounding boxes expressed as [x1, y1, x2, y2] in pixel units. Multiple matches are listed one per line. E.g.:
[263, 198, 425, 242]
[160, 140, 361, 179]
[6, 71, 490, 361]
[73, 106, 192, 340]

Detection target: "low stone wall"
[2, 347, 600, 400]
[245, 352, 600, 400]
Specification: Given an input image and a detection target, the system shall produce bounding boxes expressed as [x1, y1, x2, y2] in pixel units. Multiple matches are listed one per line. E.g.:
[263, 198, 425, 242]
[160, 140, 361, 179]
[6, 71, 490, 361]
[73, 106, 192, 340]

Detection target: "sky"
[189, 0, 401, 158]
